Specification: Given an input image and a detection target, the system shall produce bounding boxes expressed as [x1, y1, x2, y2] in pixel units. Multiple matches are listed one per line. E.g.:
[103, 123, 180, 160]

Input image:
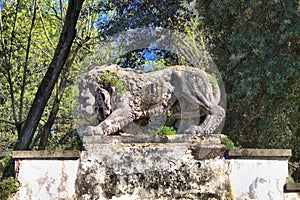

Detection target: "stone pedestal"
[12, 136, 293, 200]
[76, 139, 230, 199]
[75, 134, 226, 199]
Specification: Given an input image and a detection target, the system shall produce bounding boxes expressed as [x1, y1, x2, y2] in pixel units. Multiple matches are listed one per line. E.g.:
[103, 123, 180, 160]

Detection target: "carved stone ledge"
[285, 182, 300, 192]
[227, 149, 292, 159]
[12, 150, 80, 160]
[82, 134, 199, 144]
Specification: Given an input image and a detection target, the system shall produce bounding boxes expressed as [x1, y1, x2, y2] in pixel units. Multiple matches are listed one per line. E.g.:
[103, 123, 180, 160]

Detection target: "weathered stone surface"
[78, 65, 225, 138]
[75, 143, 232, 200]
[188, 134, 226, 160]
[13, 150, 80, 159]
[229, 158, 288, 200]
[82, 134, 205, 144]
[12, 147, 292, 200]
[285, 183, 300, 192]
[13, 159, 79, 200]
[228, 148, 292, 158]
[83, 135, 169, 144]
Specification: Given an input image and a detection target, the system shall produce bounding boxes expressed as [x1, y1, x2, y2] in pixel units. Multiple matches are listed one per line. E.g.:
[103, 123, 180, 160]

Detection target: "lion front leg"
[101, 103, 138, 135]
[184, 124, 205, 135]
[84, 125, 104, 136]
[84, 97, 134, 136]
[84, 109, 134, 136]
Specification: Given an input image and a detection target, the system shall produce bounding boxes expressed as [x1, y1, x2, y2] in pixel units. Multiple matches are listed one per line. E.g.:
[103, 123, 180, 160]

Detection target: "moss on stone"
[208, 74, 219, 95]
[99, 71, 127, 94]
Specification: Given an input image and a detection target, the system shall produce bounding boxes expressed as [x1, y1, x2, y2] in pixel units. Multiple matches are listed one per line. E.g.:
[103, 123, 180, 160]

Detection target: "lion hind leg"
[184, 105, 225, 136]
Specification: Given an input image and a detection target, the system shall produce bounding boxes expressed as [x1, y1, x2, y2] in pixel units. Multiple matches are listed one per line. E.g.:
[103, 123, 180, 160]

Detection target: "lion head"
[78, 66, 116, 122]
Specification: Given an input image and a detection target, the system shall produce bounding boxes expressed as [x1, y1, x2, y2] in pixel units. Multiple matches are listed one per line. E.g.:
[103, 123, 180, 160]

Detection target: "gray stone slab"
[82, 134, 196, 144]
[228, 148, 292, 159]
[13, 150, 80, 159]
[285, 183, 300, 192]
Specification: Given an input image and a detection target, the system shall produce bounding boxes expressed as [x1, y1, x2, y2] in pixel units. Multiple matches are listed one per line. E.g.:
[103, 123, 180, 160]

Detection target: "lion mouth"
[95, 88, 112, 121]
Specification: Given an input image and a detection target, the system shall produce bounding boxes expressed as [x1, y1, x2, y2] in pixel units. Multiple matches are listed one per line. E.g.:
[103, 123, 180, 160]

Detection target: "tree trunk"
[38, 37, 90, 149]
[38, 82, 66, 149]
[14, 0, 85, 150]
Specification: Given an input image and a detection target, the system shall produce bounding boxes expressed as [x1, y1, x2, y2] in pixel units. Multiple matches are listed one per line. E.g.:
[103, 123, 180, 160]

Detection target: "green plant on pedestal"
[156, 126, 177, 136]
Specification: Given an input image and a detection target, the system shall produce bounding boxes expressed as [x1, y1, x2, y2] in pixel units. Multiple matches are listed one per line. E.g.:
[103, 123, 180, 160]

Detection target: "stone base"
[75, 143, 231, 200]
[12, 136, 291, 200]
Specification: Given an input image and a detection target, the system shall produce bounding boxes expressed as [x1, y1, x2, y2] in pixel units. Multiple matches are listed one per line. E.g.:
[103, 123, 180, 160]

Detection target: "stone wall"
[12, 151, 80, 200]
[12, 146, 293, 200]
[228, 149, 291, 199]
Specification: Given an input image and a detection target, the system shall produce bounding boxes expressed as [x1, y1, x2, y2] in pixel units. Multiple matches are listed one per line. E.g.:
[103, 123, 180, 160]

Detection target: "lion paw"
[84, 126, 104, 136]
[184, 125, 205, 135]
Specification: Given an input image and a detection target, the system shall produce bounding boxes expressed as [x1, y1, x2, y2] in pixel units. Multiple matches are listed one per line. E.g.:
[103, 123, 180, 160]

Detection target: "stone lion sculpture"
[78, 65, 225, 136]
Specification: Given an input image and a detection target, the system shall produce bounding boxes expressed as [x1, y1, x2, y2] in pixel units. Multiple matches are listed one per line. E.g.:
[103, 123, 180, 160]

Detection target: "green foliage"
[156, 126, 177, 136]
[208, 74, 219, 95]
[143, 60, 168, 71]
[99, 71, 127, 94]
[115, 49, 182, 70]
[0, 153, 11, 180]
[221, 137, 239, 150]
[0, 132, 17, 152]
[0, 152, 17, 200]
[97, 0, 195, 38]
[46, 128, 83, 150]
[114, 80, 128, 94]
[0, 0, 98, 150]
[196, 0, 300, 161]
[0, 0, 64, 149]
[288, 175, 295, 184]
[0, 177, 19, 200]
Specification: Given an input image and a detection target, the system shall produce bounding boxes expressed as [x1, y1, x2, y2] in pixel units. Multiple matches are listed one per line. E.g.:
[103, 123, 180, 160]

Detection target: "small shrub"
[0, 177, 19, 200]
[156, 126, 177, 135]
[288, 175, 295, 183]
[0, 152, 18, 199]
[0, 152, 14, 180]
[114, 79, 127, 94]
[221, 137, 239, 150]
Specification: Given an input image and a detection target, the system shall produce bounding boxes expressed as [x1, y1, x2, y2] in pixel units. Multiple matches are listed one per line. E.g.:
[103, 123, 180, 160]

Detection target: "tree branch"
[19, 0, 37, 123]
[37, 2, 56, 49]
[6, 71, 18, 125]
[0, 119, 17, 126]
[14, 0, 85, 150]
